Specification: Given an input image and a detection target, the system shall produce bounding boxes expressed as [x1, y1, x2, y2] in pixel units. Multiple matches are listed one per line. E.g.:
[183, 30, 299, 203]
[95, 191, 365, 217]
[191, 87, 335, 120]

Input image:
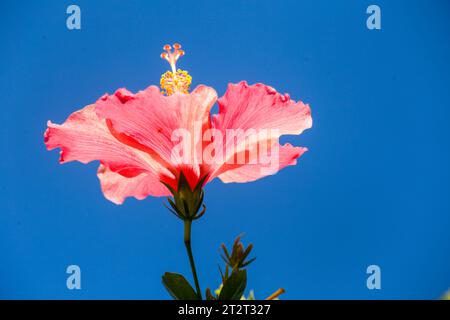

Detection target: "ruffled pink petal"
[217, 143, 307, 183]
[95, 85, 217, 189]
[45, 104, 172, 202]
[213, 81, 312, 137]
[210, 81, 312, 180]
[97, 164, 169, 204]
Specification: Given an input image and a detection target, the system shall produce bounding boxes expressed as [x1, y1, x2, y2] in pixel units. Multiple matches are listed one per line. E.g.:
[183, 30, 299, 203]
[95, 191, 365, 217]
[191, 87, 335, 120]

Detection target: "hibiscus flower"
[44, 43, 312, 206]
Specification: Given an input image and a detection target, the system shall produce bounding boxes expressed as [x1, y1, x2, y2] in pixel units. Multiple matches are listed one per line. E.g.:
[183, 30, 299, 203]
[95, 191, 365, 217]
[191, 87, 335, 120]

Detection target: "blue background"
[1, 0, 449, 299]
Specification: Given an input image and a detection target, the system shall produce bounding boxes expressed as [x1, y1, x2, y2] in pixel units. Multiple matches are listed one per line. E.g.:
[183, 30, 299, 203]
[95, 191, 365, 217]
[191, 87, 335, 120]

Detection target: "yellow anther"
[160, 43, 192, 95]
[160, 69, 192, 96]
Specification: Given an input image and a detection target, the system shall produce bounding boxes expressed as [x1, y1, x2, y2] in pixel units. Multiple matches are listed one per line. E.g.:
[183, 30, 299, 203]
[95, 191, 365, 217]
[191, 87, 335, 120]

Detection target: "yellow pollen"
[160, 43, 192, 95]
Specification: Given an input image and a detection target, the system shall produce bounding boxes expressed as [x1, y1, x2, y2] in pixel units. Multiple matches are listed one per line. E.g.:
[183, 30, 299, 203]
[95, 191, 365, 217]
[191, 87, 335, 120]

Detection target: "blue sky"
[1, 0, 449, 299]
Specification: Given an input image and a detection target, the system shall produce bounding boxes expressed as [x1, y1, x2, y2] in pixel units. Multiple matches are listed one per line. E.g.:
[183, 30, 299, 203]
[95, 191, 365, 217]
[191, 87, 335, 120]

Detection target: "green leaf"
[162, 272, 199, 300]
[218, 269, 247, 300]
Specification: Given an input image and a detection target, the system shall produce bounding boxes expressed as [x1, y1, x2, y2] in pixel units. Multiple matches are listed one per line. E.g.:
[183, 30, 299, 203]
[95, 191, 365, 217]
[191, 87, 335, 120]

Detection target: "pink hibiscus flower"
[44, 44, 312, 207]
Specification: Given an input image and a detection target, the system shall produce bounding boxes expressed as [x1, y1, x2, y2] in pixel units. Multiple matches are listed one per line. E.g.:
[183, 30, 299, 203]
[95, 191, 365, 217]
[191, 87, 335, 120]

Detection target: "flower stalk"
[184, 220, 202, 299]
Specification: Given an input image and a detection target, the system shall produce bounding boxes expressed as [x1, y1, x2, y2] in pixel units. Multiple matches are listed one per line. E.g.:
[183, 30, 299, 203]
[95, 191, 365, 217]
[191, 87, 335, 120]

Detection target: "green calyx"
[162, 172, 207, 221]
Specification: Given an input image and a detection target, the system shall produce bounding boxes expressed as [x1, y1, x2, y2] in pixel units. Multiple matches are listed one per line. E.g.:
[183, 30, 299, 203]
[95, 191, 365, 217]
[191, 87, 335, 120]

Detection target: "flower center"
[160, 43, 192, 96]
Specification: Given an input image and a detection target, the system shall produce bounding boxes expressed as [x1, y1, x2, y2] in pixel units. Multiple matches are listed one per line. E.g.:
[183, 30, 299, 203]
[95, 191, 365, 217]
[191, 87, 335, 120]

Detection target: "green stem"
[184, 220, 202, 299]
